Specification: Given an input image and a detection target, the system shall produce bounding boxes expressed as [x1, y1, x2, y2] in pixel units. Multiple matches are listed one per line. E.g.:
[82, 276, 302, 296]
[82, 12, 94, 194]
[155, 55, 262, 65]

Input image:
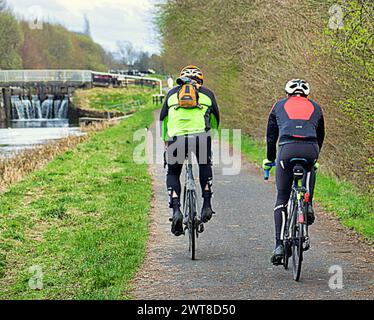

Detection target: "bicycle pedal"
[197, 223, 205, 234]
[304, 241, 310, 251]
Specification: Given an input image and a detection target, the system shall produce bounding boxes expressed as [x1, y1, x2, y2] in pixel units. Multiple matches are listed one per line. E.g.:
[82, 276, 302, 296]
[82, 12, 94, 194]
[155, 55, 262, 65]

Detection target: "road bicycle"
[265, 158, 312, 281]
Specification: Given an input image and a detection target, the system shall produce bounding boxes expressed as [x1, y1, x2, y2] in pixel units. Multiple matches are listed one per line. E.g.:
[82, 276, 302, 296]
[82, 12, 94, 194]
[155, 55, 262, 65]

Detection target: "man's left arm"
[206, 90, 220, 129]
[316, 111, 325, 151]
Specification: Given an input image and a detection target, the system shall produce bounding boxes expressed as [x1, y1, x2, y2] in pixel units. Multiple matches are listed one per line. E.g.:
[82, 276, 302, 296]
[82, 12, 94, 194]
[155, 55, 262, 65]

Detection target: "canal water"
[0, 120, 83, 158]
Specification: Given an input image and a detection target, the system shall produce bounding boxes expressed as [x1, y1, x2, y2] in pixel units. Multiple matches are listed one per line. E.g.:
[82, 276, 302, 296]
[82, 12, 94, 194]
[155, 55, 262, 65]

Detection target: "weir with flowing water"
[11, 95, 69, 121]
[1, 94, 80, 156]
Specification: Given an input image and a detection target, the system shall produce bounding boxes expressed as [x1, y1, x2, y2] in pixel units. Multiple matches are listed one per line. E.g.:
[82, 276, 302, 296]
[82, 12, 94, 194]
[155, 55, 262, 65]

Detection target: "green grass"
[0, 99, 157, 299]
[225, 131, 373, 241]
[73, 87, 157, 113]
[314, 175, 373, 238]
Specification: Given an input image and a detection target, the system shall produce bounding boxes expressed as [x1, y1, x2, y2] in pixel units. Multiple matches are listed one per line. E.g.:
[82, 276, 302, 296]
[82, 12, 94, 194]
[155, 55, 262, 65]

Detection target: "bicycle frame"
[285, 179, 308, 241]
[284, 167, 311, 280]
[182, 154, 200, 260]
[183, 155, 198, 215]
[185, 161, 197, 193]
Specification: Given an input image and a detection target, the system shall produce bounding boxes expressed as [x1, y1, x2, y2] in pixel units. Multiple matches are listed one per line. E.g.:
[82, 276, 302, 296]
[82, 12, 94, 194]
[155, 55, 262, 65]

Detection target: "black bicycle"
[182, 154, 204, 260]
[265, 158, 312, 281]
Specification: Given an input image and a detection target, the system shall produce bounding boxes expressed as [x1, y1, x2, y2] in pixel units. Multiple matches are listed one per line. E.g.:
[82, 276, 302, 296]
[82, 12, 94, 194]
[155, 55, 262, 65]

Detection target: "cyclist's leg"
[271, 144, 296, 264]
[166, 136, 188, 201]
[300, 143, 319, 224]
[166, 136, 187, 236]
[306, 169, 316, 200]
[302, 143, 319, 201]
[272, 165, 292, 263]
[167, 163, 183, 206]
[167, 164, 184, 236]
[195, 133, 213, 190]
[195, 133, 214, 222]
[275, 152, 293, 247]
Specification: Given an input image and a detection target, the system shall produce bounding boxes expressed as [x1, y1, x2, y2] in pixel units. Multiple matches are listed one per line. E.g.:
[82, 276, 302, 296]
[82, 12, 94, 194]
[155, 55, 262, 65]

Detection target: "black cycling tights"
[274, 142, 319, 246]
[166, 134, 212, 207]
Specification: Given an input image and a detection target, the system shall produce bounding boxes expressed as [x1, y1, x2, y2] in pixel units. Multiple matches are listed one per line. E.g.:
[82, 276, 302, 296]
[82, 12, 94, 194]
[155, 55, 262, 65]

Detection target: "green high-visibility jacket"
[160, 85, 220, 141]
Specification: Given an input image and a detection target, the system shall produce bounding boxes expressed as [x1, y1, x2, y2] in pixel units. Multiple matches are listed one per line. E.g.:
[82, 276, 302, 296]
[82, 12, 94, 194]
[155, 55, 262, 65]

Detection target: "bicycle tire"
[284, 240, 290, 270]
[292, 204, 304, 281]
[284, 196, 294, 270]
[185, 190, 192, 254]
[182, 186, 187, 217]
[189, 190, 196, 260]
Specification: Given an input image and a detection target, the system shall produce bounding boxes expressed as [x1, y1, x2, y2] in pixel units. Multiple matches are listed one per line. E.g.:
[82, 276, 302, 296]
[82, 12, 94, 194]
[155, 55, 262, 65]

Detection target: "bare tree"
[134, 51, 151, 71]
[83, 14, 91, 37]
[116, 41, 137, 69]
[0, 0, 7, 12]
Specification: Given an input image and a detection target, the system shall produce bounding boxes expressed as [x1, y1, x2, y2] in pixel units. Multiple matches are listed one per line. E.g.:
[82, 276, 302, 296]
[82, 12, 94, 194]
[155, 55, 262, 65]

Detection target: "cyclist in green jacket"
[160, 65, 220, 236]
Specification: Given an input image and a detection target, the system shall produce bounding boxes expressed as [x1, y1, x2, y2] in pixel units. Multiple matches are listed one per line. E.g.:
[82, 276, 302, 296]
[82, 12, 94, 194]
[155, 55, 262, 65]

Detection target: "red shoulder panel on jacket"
[284, 97, 315, 120]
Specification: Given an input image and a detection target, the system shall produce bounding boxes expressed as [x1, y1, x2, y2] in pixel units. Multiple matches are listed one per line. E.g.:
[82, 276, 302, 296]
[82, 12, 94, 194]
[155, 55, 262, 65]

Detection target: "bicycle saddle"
[290, 158, 308, 180]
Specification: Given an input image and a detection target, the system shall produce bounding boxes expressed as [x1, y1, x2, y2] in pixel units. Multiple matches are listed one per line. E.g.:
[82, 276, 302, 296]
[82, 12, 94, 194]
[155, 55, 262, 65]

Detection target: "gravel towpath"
[133, 115, 373, 300]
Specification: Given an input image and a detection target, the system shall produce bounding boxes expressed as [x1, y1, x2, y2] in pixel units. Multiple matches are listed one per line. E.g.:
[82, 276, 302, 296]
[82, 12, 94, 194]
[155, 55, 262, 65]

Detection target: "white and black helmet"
[285, 79, 310, 96]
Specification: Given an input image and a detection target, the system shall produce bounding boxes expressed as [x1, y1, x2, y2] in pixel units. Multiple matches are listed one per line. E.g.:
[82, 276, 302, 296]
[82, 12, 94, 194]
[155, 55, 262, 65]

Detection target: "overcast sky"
[7, 0, 161, 54]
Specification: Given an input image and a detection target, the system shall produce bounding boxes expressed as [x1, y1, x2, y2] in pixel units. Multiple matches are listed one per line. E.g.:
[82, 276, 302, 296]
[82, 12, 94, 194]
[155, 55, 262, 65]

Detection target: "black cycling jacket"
[266, 96, 325, 162]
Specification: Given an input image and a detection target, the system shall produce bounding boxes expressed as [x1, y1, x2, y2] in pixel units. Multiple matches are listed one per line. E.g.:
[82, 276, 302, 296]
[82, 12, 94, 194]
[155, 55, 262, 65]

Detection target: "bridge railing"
[0, 70, 92, 84]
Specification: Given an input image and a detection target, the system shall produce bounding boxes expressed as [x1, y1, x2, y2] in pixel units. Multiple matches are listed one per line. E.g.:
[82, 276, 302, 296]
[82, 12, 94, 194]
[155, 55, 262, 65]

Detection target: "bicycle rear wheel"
[187, 190, 197, 260]
[292, 209, 304, 281]
[284, 198, 295, 270]
[182, 186, 187, 213]
[284, 240, 291, 270]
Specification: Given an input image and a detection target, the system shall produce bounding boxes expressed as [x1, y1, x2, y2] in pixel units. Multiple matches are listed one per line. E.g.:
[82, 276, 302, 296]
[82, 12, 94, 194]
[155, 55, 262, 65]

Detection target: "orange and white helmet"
[180, 65, 204, 84]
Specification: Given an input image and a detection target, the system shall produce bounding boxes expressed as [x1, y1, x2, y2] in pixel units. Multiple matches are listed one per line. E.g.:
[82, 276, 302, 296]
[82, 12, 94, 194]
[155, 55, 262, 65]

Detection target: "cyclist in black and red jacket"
[263, 79, 325, 265]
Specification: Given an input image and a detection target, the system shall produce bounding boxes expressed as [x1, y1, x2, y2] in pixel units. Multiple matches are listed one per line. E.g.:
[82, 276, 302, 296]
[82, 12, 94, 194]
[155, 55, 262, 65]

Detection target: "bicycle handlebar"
[264, 162, 276, 181]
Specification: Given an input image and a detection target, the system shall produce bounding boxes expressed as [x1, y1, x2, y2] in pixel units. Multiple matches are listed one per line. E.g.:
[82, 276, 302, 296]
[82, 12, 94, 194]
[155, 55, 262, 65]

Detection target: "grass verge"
[0, 100, 157, 299]
[228, 132, 373, 241]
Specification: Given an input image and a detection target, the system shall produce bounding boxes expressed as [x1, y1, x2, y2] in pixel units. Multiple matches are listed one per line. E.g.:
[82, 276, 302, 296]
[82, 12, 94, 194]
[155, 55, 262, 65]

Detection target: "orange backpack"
[177, 83, 200, 109]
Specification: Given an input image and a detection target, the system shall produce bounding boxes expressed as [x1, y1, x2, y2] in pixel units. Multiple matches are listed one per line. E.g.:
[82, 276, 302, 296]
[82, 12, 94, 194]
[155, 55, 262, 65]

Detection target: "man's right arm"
[310, 100, 325, 151]
[266, 104, 279, 162]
